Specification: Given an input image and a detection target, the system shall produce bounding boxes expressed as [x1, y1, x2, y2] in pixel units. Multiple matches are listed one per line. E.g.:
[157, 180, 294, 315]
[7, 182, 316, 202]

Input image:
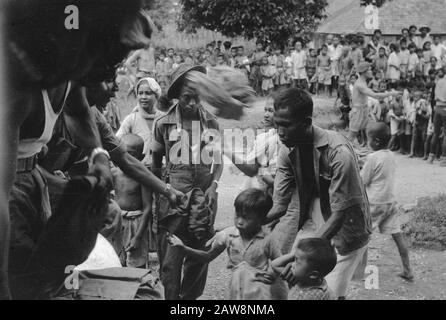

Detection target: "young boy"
[409, 91, 431, 157]
[361, 123, 414, 282]
[388, 95, 405, 151]
[270, 238, 337, 300]
[374, 47, 388, 80]
[306, 48, 318, 94]
[316, 45, 332, 96]
[407, 43, 419, 80]
[113, 134, 153, 268]
[168, 189, 287, 300]
[368, 70, 382, 92]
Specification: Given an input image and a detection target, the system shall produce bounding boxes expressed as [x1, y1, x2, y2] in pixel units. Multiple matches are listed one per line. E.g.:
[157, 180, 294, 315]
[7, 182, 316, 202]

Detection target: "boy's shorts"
[370, 202, 402, 235]
[317, 67, 332, 85]
[121, 210, 149, 268]
[349, 107, 368, 132]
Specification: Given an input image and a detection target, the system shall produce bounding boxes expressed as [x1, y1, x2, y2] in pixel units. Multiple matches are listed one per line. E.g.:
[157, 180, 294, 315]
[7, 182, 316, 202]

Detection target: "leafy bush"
[403, 195, 446, 251]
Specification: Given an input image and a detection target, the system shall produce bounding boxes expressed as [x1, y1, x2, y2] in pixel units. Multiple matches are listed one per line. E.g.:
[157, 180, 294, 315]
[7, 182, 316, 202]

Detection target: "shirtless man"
[112, 134, 152, 268]
[347, 62, 400, 145]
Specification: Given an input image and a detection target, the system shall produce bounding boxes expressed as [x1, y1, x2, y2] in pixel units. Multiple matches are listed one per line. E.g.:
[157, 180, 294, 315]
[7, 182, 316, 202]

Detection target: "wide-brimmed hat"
[167, 64, 206, 99]
[357, 62, 371, 74]
[419, 26, 431, 33]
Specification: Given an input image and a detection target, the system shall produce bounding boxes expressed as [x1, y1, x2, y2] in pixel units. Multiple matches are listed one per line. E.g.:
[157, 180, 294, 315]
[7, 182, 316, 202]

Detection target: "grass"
[403, 194, 446, 251]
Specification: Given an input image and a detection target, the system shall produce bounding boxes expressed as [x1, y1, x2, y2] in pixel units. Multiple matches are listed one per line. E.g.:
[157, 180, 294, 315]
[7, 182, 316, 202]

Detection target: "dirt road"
[199, 97, 446, 300]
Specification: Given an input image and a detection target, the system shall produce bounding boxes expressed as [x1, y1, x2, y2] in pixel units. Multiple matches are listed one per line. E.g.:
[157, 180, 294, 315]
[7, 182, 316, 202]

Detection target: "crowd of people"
[5, 3, 445, 301]
[116, 24, 446, 166]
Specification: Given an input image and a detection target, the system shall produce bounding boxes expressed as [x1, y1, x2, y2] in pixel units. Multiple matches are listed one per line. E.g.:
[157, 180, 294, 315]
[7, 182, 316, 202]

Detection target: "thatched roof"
[317, 0, 446, 35]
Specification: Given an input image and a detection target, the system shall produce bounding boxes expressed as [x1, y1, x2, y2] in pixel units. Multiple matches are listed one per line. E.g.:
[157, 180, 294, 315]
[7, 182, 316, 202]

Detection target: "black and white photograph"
[0, 0, 446, 305]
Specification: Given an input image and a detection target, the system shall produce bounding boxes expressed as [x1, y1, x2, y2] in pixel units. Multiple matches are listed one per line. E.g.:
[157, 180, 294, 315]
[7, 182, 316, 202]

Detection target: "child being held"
[270, 238, 337, 300]
[168, 188, 287, 300]
[112, 134, 153, 268]
[361, 123, 414, 281]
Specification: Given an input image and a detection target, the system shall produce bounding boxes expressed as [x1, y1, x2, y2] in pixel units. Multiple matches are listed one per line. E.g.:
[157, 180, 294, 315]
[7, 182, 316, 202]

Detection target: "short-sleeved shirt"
[361, 150, 396, 205]
[212, 226, 282, 270]
[151, 103, 220, 167]
[273, 126, 371, 255]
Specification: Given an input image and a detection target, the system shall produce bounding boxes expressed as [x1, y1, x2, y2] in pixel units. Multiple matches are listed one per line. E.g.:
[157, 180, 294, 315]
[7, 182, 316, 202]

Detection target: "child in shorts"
[112, 134, 153, 268]
[316, 45, 332, 96]
[168, 189, 287, 300]
[388, 95, 406, 151]
[361, 123, 414, 281]
[270, 238, 337, 300]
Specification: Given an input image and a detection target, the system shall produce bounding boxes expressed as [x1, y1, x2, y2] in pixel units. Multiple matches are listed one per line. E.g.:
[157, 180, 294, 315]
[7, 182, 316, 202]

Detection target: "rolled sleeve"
[329, 145, 365, 212]
[272, 147, 295, 208]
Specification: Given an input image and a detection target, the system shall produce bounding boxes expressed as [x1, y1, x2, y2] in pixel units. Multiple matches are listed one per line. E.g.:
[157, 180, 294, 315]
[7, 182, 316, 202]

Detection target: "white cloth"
[361, 150, 396, 205]
[243, 129, 281, 190]
[18, 83, 71, 159]
[135, 77, 162, 99]
[75, 234, 122, 271]
[432, 44, 446, 68]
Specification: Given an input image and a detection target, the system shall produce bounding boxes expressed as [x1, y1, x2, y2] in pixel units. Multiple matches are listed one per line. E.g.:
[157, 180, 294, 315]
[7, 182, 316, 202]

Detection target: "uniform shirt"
[361, 149, 395, 205]
[151, 103, 220, 166]
[212, 226, 282, 270]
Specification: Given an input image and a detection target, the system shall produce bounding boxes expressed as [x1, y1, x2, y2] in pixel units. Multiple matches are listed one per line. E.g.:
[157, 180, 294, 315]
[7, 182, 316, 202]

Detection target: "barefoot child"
[270, 238, 337, 300]
[168, 189, 287, 300]
[113, 134, 153, 268]
[361, 123, 414, 281]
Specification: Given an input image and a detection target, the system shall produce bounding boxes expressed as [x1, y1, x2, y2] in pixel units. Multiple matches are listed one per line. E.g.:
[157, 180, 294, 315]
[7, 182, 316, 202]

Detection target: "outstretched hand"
[167, 234, 184, 247]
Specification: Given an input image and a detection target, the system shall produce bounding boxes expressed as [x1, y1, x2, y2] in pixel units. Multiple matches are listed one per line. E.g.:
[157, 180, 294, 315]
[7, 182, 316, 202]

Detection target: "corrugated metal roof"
[317, 0, 446, 35]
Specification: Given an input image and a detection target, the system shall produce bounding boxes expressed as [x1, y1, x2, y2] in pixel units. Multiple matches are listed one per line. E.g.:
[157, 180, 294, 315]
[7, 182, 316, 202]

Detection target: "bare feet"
[398, 272, 414, 282]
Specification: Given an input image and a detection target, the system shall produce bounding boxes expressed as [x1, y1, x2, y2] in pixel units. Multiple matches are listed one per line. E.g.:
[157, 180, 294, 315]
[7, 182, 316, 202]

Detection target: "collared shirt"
[212, 226, 282, 270]
[273, 126, 371, 255]
[151, 103, 220, 166]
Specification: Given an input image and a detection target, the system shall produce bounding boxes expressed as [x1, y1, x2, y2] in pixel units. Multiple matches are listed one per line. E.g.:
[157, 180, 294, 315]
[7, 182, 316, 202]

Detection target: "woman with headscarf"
[116, 77, 165, 166]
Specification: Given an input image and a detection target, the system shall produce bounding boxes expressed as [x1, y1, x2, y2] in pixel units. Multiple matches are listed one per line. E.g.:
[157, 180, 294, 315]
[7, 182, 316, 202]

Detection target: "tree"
[144, 0, 180, 31]
[360, 0, 392, 7]
[178, 0, 329, 47]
